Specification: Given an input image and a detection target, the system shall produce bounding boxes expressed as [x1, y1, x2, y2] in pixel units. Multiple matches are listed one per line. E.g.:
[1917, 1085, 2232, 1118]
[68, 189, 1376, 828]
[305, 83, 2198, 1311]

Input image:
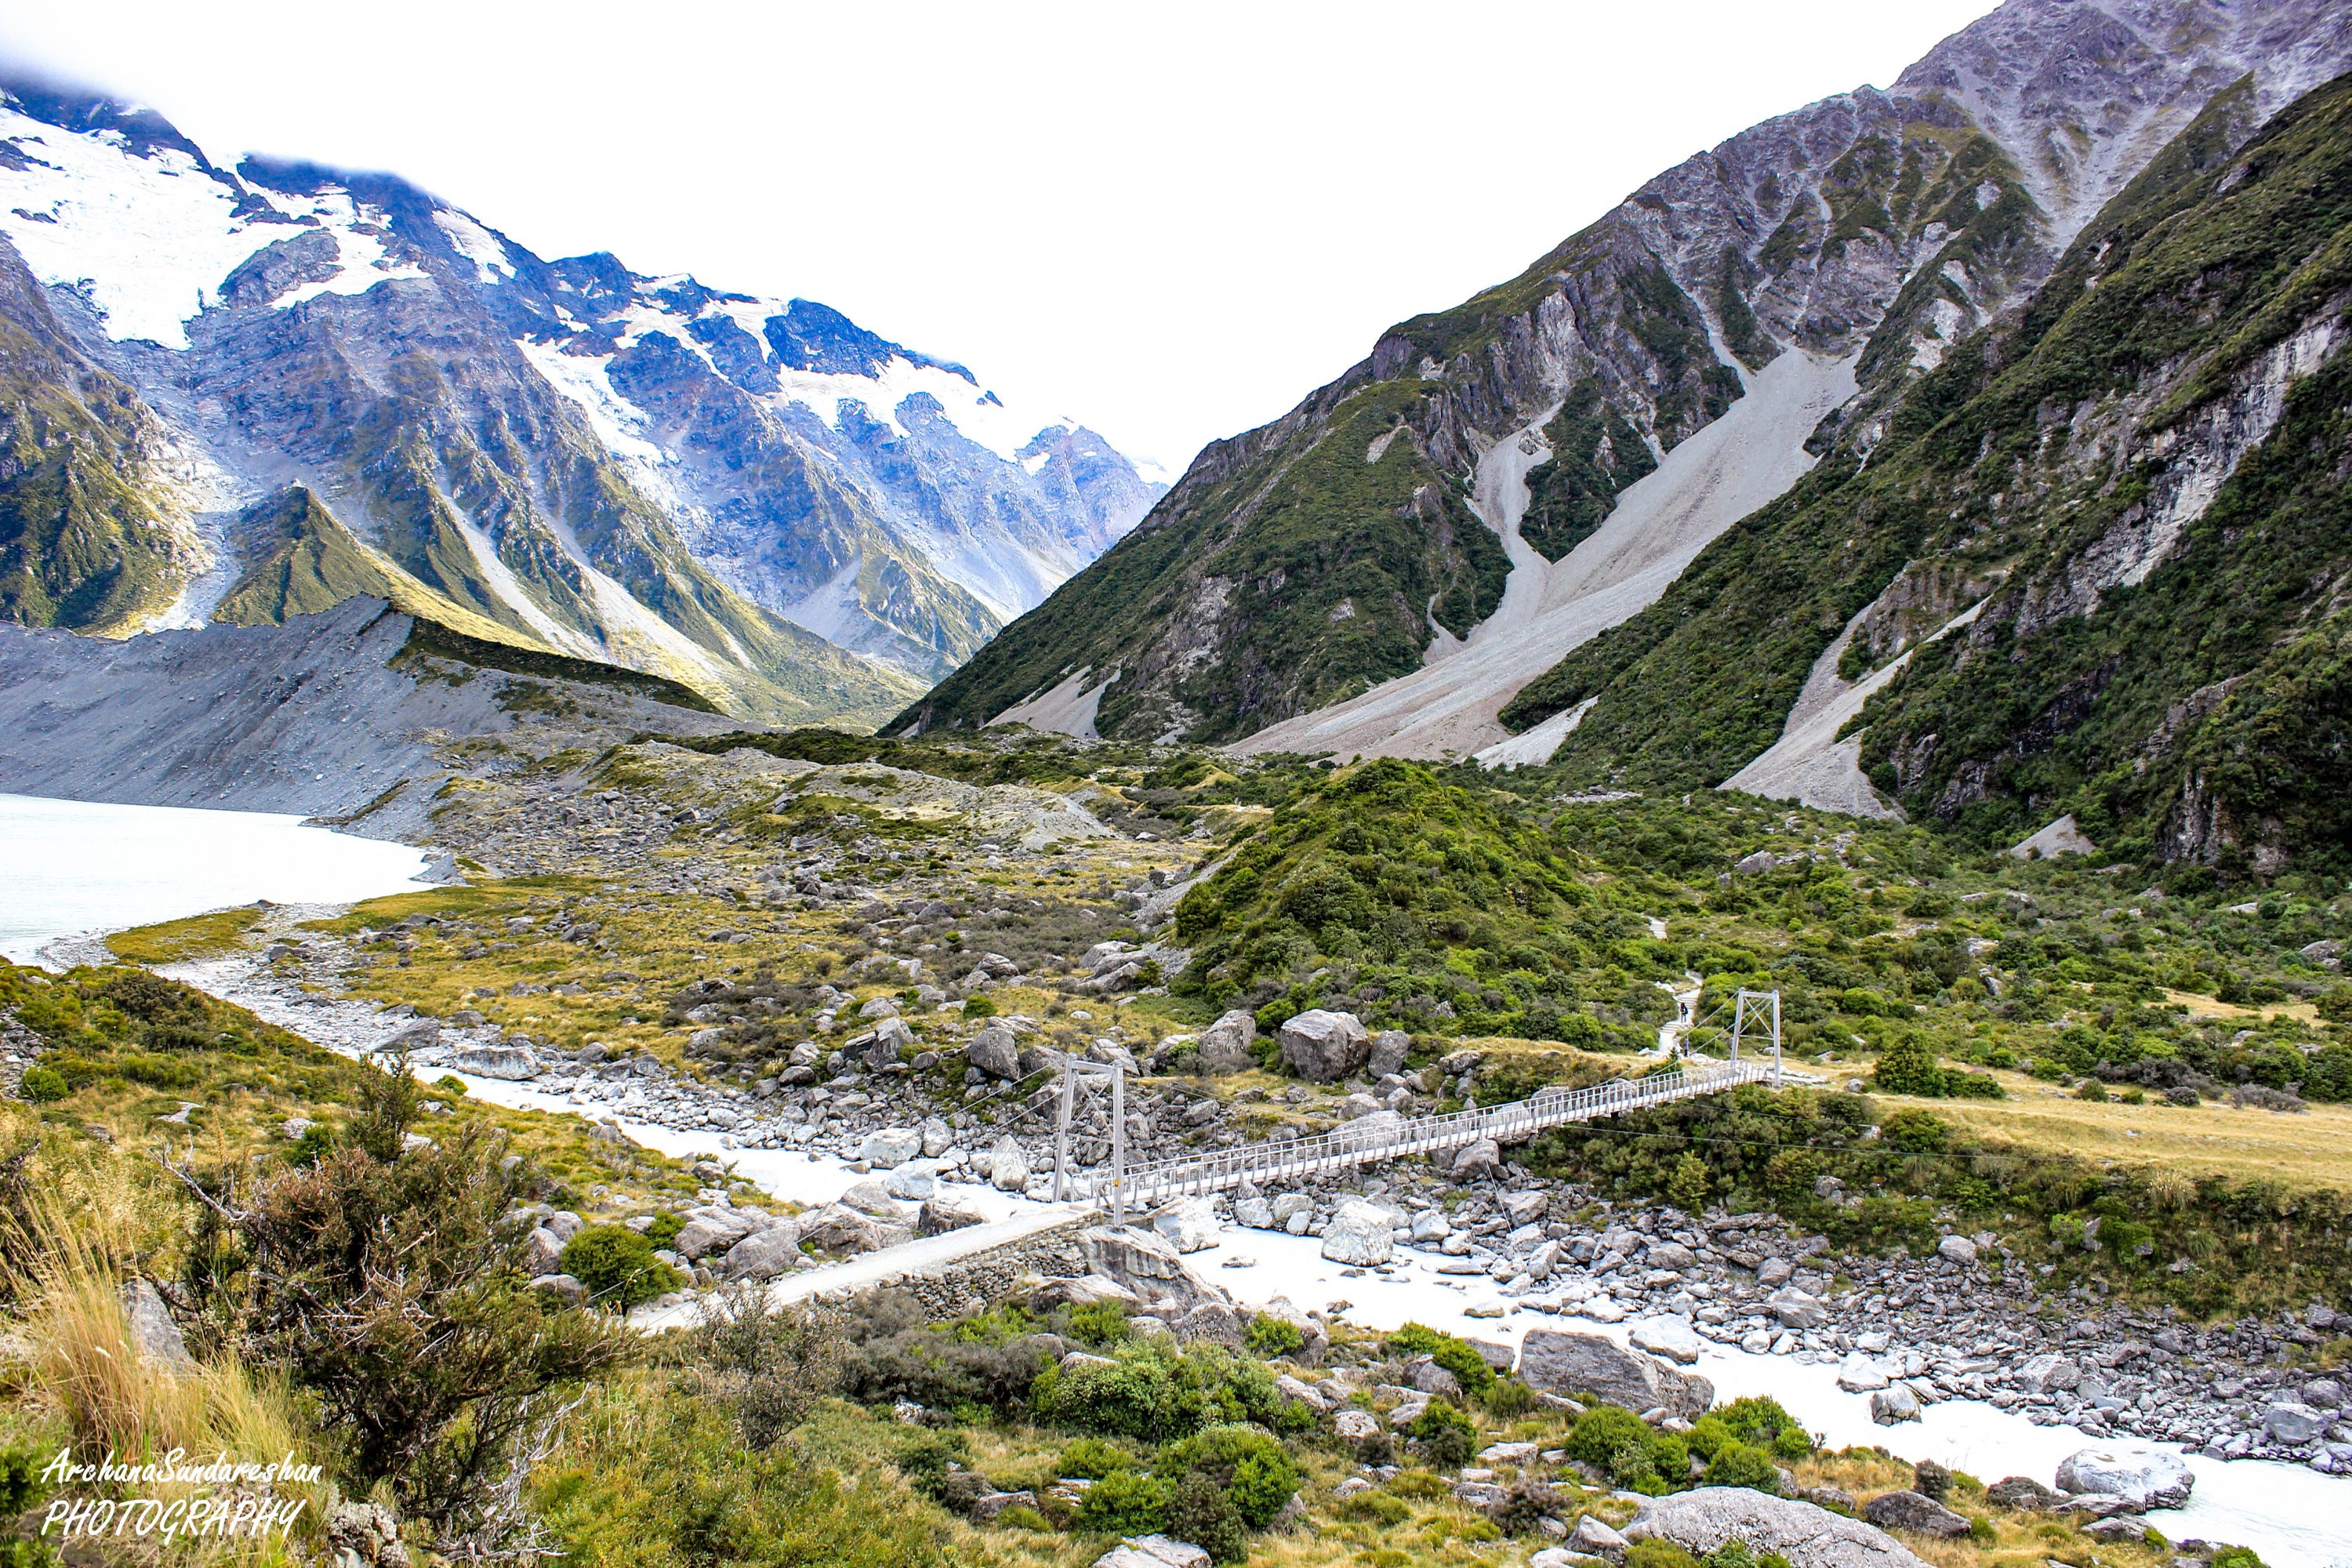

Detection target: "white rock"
[859, 1127, 924, 1168]
[1197, 1010, 1258, 1073]
[1835, 1352, 1891, 1392]
[1870, 1385, 1921, 1425]
[1151, 1196, 1220, 1254]
[2054, 1444, 2194, 1509]
[989, 1135, 1029, 1192]
[1278, 1009, 1370, 1081]
[1630, 1315, 1704, 1365]
[1319, 1199, 1395, 1265]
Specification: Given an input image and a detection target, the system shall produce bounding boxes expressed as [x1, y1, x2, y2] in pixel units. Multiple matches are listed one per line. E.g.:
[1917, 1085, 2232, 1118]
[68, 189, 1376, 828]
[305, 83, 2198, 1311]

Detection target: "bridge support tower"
[1730, 988, 1783, 1087]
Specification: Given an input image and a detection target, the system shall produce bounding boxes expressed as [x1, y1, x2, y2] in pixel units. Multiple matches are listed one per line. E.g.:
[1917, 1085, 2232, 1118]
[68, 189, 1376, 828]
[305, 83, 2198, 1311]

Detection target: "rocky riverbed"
[172, 928, 2352, 1483]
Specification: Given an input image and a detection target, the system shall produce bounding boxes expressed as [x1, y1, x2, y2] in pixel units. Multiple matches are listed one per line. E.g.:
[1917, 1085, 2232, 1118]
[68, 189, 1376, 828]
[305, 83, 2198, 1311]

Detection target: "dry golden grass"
[104, 906, 267, 966]
[8, 1180, 326, 1566]
[1795, 1448, 2172, 1568]
[1906, 1079, 2352, 1192]
[2161, 988, 2320, 1025]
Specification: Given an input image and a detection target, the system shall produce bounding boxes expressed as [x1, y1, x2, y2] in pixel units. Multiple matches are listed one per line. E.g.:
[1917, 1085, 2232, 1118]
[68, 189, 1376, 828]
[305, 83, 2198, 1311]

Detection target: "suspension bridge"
[1058, 989, 1786, 1221]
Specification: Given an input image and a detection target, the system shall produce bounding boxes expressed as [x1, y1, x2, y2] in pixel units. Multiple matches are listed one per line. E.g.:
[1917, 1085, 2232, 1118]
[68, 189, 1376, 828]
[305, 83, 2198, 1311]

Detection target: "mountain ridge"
[0, 71, 1163, 723]
[899, 0, 2352, 770]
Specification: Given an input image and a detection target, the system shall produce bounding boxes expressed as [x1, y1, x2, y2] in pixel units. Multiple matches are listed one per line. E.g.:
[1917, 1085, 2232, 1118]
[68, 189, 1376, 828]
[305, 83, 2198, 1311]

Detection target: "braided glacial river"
[1, 792, 2345, 1567]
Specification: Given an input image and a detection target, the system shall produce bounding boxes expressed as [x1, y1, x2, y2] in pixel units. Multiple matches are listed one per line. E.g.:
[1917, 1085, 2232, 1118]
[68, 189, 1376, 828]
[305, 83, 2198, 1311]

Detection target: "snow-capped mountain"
[0, 74, 1163, 720]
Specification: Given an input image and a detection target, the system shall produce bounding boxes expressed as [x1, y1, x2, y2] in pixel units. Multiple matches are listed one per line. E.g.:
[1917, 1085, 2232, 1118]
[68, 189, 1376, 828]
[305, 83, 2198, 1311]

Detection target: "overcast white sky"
[1, 0, 1998, 474]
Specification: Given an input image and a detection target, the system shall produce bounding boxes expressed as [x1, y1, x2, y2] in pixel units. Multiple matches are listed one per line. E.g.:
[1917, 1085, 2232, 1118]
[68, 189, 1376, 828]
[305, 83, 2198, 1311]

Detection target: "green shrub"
[1872, 1033, 1942, 1095]
[643, 1212, 684, 1250]
[1668, 1151, 1711, 1213]
[1032, 1338, 1288, 1443]
[1056, 1437, 1135, 1479]
[560, 1225, 681, 1309]
[1065, 1299, 1133, 1348]
[1161, 1472, 1247, 1563]
[1483, 1376, 1536, 1417]
[1244, 1313, 1304, 1358]
[1567, 1403, 1688, 1494]
[16, 1065, 67, 1103]
[1160, 1423, 1298, 1530]
[1405, 1399, 1479, 1468]
[962, 996, 997, 1019]
[1701, 1439, 1781, 1492]
[1076, 1468, 1171, 1534]
[537, 1387, 950, 1568]
[895, 1432, 970, 1505]
[1624, 1540, 1704, 1568]
[1334, 1490, 1410, 1524]
[1388, 1323, 1496, 1396]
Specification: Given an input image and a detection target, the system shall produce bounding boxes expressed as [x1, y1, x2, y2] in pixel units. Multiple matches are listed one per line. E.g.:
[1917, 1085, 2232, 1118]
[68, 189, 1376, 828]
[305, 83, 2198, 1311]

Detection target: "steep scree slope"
[899, 0, 2352, 750]
[1506, 68, 2352, 873]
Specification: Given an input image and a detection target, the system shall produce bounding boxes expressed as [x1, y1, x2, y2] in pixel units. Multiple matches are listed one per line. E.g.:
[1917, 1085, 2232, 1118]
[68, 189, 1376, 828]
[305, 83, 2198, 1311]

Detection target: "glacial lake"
[0, 792, 435, 965]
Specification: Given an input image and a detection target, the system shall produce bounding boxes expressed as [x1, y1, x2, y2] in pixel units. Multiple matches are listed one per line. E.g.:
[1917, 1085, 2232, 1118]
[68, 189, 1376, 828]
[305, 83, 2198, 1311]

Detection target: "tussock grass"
[8, 1181, 326, 1565]
[1926, 1088, 2352, 1192]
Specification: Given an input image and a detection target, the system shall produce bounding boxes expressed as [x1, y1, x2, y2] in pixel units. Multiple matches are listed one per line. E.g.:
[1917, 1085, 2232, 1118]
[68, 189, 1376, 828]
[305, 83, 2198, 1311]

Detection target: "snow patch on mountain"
[0, 102, 263, 348]
[431, 208, 513, 281]
[513, 339, 666, 464]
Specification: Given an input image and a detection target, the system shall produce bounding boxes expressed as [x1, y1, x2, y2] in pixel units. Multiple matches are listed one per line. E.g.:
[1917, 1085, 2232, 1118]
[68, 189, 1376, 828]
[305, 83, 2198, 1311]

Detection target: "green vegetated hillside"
[0, 238, 190, 633]
[898, 75, 2062, 746]
[1504, 73, 2352, 874]
[901, 378, 1509, 742]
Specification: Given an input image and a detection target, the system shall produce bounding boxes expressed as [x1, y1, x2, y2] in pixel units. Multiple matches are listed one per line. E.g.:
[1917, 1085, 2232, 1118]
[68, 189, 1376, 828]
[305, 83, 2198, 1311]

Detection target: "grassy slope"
[0, 241, 187, 633]
[904, 379, 1508, 743]
[1501, 74, 2352, 873]
[0, 960, 699, 1214]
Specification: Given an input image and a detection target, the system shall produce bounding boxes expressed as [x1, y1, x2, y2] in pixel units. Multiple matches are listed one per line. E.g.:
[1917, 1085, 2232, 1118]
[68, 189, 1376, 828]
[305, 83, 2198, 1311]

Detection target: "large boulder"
[1870, 1385, 1922, 1425]
[1984, 1478, 2060, 1512]
[1367, 1029, 1412, 1080]
[1092, 1536, 1209, 1568]
[2016, 1353, 2079, 1395]
[988, 1135, 1030, 1192]
[2263, 1401, 2328, 1443]
[672, 1207, 760, 1260]
[452, 1044, 538, 1080]
[837, 1181, 906, 1218]
[1629, 1315, 1704, 1365]
[1452, 1138, 1502, 1180]
[797, 1204, 913, 1257]
[1519, 1330, 1714, 1417]
[719, 1225, 807, 1281]
[968, 1025, 1021, 1080]
[1196, 1011, 1258, 1074]
[1319, 1199, 1395, 1265]
[916, 1197, 986, 1237]
[1279, 1010, 1370, 1082]
[1624, 1488, 1933, 1568]
[1083, 1225, 1227, 1310]
[859, 1127, 924, 1168]
[524, 1225, 566, 1275]
[1860, 1491, 1969, 1537]
[1766, 1287, 1828, 1329]
[1171, 1301, 1247, 1349]
[2054, 1445, 2194, 1509]
[1150, 1196, 1220, 1254]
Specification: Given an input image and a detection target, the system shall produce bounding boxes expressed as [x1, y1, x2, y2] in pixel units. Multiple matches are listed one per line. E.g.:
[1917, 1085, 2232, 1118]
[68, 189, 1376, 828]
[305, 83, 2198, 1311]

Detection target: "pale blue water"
[0, 792, 433, 964]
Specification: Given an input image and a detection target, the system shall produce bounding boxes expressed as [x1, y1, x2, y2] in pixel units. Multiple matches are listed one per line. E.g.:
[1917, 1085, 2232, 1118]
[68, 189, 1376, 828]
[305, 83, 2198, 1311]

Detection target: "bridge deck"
[1106, 1058, 1774, 1207]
